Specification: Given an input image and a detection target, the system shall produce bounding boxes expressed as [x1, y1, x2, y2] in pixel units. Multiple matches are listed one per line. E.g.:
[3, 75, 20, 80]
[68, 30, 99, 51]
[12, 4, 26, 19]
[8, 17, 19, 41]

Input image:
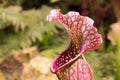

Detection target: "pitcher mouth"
[47, 9, 102, 73]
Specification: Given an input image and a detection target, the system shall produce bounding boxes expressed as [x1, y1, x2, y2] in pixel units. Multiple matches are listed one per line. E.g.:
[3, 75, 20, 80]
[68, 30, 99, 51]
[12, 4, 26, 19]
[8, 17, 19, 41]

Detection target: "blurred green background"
[0, 0, 119, 80]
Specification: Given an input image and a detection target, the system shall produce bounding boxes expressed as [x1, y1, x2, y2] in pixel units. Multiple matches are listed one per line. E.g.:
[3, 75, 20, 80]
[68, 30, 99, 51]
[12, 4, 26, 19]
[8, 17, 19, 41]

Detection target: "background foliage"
[0, 0, 119, 80]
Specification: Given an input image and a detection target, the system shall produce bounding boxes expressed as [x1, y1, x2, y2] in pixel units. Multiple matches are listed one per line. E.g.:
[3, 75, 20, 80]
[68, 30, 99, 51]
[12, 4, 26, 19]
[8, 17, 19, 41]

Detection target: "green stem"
[110, 1, 120, 79]
[116, 39, 120, 80]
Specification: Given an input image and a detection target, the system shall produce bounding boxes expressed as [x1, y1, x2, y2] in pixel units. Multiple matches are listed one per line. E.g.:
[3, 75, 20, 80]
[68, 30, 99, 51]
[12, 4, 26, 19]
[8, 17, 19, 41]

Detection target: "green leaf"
[0, 6, 63, 58]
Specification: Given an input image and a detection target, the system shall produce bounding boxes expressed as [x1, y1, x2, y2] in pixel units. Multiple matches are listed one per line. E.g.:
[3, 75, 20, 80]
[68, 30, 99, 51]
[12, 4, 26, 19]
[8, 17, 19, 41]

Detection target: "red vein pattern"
[47, 9, 102, 73]
[57, 58, 92, 80]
